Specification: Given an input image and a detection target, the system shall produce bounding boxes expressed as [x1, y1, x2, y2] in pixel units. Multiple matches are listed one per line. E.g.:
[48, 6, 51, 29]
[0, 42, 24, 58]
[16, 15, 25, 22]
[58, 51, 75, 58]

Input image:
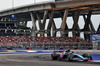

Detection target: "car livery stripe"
[74, 54, 85, 60]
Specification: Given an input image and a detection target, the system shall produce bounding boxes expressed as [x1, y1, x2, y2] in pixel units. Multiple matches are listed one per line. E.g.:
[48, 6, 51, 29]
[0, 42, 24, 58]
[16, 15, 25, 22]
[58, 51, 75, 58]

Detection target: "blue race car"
[51, 50, 92, 61]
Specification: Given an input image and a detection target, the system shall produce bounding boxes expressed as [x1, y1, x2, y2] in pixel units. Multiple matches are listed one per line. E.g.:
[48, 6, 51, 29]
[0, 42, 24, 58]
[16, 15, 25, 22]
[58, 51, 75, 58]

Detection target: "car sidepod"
[73, 54, 88, 61]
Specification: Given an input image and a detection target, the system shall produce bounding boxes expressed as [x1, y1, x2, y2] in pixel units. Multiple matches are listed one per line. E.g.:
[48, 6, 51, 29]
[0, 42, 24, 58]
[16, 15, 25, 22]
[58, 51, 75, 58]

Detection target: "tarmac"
[0, 50, 100, 66]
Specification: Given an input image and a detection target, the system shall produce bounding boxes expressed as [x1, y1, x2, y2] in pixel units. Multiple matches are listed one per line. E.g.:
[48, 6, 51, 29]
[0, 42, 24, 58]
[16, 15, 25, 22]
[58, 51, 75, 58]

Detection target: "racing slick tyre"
[51, 54, 59, 60]
[82, 53, 89, 58]
[82, 54, 89, 61]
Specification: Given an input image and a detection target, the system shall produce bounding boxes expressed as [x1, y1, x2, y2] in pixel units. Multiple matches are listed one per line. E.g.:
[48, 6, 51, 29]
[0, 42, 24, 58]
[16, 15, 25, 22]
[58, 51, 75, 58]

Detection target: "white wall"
[0, 0, 55, 11]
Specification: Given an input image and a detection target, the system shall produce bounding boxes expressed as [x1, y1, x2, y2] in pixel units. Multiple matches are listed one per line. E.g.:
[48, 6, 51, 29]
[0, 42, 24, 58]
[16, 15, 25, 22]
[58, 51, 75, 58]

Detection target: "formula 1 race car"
[51, 50, 92, 61]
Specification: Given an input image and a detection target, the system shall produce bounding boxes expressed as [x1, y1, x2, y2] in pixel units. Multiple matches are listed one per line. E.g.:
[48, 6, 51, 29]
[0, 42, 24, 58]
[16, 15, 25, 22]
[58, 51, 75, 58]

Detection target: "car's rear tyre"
[51, 54, 58, 60]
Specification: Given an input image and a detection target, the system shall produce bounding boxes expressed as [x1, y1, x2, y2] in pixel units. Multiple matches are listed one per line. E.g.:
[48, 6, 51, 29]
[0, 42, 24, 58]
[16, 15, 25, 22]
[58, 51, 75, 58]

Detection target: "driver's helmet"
[65, 49, 70, 52]
[68, 49, 70, 52]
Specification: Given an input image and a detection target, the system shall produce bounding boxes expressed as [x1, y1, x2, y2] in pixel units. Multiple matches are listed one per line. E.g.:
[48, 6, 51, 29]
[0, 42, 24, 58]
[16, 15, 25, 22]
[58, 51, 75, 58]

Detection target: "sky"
[0, 0, 100, 37]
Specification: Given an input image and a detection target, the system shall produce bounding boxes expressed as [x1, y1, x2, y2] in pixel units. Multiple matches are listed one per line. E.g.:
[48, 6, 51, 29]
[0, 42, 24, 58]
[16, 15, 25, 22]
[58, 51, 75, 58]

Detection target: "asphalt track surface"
[0, 52, 100, 66]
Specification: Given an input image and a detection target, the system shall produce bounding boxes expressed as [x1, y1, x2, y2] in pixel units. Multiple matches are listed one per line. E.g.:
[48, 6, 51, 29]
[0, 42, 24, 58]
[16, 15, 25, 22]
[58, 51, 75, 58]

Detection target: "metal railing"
[0, 42, 93, 50]
[0, 29, 99, 35]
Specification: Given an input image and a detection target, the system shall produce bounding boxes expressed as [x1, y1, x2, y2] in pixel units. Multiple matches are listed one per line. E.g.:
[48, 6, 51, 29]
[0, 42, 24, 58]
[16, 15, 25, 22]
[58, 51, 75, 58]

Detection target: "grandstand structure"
[0, 0, 100, 49]
[0, 36, 92, 50]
